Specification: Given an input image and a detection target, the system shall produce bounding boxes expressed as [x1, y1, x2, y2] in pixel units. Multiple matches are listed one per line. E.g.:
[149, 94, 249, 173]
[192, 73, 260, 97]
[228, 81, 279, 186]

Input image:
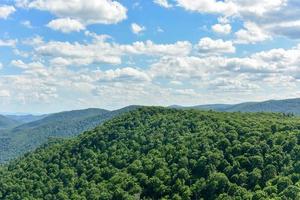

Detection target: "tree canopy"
[1, 107, 300, 199]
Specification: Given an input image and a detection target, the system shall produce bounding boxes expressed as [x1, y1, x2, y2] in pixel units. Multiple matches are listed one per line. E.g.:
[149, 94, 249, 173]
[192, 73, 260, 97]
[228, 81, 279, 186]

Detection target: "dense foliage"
[1, 107, 300, 199]
[0, 106, 138, 163]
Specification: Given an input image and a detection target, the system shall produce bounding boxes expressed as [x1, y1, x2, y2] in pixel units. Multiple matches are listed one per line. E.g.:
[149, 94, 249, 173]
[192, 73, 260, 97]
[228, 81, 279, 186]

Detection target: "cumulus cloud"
[16, 0, 127, 29]
[30, 34, 192, 66]
[168, 0, 300, 40]
[2, 41, 300, 111]
[149, 43, 300, 97]
[121, 40, 192, 56]
[0, 90, 10, 97]
[175, 0, 237, 16]
[21, 20, 33, 28]
[47, 18, 85, 33]
[235, 22, 271, 44]
[97, 67, 151, 82]
[131, 23, 146, 35]
[11, 60, 44, 69]
[212, 24, 232, 35]
[197, 37, 236, 54]
[0, 39, 17, 47]
[154, 0, 173, 8]
[0, 5, 16, 19]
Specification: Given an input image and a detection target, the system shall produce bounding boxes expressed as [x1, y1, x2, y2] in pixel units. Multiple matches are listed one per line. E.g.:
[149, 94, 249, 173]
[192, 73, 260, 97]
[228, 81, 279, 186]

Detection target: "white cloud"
[0, 90, 10, 97]
[22, 35, 44, 46]
[2, 41, 300, 112]
[47, 18, 85, 33]
[150, 56, 212, 80]
[197, 37, 236, 54]
[157, 27, 164, 33]
[35, 40, 122, 65]
[235, 22, 271, 44]
[0, 62, 3, 70]
[131, 23, 146, 35]
[168, 0, 300, 39]
[232, 0, 286, 18]
[97, 67, 151, 82]
[31, 34, 192, 66]
[175, 0, 237, 15]
[0, 39, 17, 47]
[16, 0, 127, 25]
[21, 20, 33, 28]
[212, 23, 232, 35]
[11, 60, 45, 69]
[121, 40, 192, 56]
[0, 5, 16, 19]
[154, 0, 173, 8]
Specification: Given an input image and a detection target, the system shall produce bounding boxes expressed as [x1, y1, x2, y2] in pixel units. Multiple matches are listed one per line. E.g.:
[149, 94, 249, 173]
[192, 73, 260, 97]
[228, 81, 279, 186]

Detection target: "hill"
[4, 114, 47, 124]
[1, 107, 300, 199]
[225, 98, 300, 114]
[0, 115, 20, 129]
[0, 106, 139, 163]
[182, 98, 300, 115]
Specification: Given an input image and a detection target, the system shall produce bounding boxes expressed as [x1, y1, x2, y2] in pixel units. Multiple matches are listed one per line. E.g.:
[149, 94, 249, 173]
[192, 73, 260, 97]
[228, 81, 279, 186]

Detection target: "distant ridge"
[0, 106, 140, 163]
[0, 115, 20, 129]
[172, 98, 300, 115]
[5, 114, 47, 123]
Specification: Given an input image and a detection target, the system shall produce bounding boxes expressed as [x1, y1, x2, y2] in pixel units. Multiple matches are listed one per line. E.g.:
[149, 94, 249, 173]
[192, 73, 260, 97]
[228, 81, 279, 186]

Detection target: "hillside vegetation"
[0, 106, 138, 163]
[1, 107, 300, 199]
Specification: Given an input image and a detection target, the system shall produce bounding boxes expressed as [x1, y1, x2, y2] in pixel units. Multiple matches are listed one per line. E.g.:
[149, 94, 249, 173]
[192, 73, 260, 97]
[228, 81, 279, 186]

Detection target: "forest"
[1, 107, 300, 199]
[0, 106, 139, 163]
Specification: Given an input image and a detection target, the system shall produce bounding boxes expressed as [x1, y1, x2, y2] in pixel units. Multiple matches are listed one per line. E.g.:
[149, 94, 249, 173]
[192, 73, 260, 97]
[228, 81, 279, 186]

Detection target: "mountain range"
[172, 98, 300, 115]
[0, 115, 21, 130]
[0, 106, 139, 163]
[0, 98, 299, 163]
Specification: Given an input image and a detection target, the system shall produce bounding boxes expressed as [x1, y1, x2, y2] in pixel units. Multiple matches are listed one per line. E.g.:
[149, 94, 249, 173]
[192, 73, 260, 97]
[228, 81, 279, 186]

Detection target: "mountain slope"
[12, 108, 109, 131]
[0, 106, 139, 163]
[1, 107, 300, 199]
[191, 104, 233, 111]
[225, 98, 300, 114]
[5, 114, 47, 124]
[0, 115, 20, 129]
[181, 98, 300, 115]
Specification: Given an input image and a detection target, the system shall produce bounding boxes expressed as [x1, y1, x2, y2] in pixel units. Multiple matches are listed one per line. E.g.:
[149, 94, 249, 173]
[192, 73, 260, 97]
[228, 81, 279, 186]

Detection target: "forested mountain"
[1, 107, 300, 199]
[0, 115, 20, 129]
[225, 98, 300, 114]
[0, 106, 139, 163]
[4, 114, 47, 124]
[182, 98, 300, 115]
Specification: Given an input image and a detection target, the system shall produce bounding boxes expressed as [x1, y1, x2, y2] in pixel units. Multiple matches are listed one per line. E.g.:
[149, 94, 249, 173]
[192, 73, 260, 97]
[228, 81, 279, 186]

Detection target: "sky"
[0, 0, 299, 113]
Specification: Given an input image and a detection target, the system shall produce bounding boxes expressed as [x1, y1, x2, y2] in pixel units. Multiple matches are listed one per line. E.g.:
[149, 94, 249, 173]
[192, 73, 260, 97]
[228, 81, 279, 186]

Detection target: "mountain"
[190, 104, 233, 111]
[0, 115, 20, 129]
[0, 106, 139, 163]
[4, 114, 47, 124]
[224, 98, 300, 114]
[1, 107, 300, 199]
[179, 98, 300, 115]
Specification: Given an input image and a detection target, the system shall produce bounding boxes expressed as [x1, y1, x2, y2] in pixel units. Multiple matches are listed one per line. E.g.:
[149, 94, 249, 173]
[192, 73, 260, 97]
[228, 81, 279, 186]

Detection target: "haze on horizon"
[0, 0, 299, 113]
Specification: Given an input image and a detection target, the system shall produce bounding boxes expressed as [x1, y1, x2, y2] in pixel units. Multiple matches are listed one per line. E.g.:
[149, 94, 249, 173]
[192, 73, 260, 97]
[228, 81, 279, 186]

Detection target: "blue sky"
[0, 0, 300, 113]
